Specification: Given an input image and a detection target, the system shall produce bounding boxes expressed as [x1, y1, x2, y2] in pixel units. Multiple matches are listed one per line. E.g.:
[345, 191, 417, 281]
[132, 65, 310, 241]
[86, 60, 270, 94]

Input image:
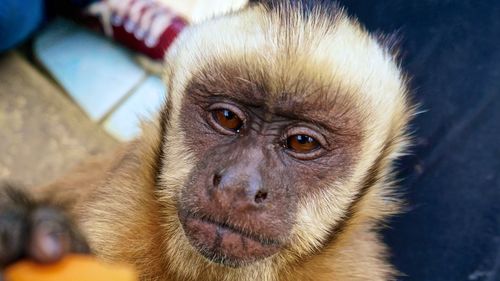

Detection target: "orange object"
[5, 254, 138, 281]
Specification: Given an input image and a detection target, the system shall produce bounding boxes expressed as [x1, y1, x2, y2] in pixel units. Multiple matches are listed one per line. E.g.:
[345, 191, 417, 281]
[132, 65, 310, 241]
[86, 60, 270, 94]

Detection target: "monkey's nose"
[211, 170, 268, 210]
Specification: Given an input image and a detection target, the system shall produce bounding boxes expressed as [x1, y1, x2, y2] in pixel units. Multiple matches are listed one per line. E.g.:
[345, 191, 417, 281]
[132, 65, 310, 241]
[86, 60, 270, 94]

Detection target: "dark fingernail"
[40, 232, 63, 259]
[29, 222, 68, 263]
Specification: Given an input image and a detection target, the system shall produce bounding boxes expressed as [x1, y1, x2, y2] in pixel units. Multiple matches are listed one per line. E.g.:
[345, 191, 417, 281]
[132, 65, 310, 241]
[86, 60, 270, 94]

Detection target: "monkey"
[0, 0, 413, 280]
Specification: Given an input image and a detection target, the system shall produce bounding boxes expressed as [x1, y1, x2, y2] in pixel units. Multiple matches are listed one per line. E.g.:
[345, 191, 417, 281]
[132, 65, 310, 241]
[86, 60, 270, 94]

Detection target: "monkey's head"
[157, 0, 411, 275]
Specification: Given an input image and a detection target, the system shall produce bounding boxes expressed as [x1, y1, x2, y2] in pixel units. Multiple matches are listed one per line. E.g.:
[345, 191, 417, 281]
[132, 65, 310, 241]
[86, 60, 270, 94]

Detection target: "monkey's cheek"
[182, 217, 280, 266]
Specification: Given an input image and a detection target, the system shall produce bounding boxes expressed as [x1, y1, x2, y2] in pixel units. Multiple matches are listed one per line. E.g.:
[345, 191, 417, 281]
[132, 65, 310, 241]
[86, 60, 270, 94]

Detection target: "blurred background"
[0, 1, 498, 281]
[0, 0, 246, 184]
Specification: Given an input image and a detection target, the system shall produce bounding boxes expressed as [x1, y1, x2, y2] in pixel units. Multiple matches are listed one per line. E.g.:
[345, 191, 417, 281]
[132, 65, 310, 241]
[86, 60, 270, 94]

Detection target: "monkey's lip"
[179, 210, 281, 266]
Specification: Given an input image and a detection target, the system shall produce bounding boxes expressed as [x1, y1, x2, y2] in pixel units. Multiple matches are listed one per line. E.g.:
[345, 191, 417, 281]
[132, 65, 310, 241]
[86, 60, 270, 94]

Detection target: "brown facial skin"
[176, 64, 362, 267]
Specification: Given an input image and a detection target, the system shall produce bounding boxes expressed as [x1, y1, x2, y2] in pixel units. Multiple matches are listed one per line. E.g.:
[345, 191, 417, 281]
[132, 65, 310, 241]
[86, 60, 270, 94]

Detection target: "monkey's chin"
[179, 211, 281, 267]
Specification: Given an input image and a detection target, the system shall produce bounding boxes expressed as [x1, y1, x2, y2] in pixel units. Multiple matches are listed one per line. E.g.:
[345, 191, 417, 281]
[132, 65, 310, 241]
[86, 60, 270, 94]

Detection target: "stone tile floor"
[35, 18, 165, 141]
[0, 0, 246, 185]
[0, 52, 117, 186]
[30, 0, 247, 141]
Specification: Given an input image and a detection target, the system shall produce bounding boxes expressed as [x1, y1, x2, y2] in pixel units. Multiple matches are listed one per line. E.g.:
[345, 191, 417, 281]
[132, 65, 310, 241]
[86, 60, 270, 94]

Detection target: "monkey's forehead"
[164, 3, 410, 132]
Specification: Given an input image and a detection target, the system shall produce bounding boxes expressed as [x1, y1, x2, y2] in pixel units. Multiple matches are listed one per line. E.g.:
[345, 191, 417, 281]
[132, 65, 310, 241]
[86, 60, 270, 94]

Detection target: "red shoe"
[84, 0, 188, 60]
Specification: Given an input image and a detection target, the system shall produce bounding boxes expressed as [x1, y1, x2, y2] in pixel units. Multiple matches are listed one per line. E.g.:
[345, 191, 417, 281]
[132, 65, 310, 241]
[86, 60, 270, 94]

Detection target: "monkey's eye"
[211, 108, 243, 133]
[286, 134, 320, 153]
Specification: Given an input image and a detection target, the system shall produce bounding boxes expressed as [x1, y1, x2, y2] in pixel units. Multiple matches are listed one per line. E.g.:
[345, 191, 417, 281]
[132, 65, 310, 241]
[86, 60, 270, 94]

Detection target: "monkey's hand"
[0, 184, 90, 275]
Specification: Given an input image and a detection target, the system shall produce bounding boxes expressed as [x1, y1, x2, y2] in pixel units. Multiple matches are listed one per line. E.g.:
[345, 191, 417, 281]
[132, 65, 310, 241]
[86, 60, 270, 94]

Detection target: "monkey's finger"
[0, 209, 27, 268]
[69, 230, 91, 255]
[27, 207, 72, 264]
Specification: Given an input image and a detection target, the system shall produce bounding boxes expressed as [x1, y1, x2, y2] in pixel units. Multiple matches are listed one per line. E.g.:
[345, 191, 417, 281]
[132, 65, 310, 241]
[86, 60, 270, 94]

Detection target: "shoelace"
[86, 0, 178, 48]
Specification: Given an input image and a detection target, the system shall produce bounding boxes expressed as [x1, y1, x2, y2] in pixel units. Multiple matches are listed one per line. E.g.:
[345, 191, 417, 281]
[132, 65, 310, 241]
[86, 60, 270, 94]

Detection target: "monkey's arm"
[0, 125, 162, 270]
[0, 184, 91, 271]
[28, 122, 170, 279]
[32, 144, 130, 220]
[0, 145, 122, 270]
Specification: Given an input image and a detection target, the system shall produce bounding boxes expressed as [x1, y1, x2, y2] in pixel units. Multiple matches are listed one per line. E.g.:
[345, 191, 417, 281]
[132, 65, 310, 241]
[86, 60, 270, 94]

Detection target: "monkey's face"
[174, 68, 363, 266]
[158, 3, 410, 270]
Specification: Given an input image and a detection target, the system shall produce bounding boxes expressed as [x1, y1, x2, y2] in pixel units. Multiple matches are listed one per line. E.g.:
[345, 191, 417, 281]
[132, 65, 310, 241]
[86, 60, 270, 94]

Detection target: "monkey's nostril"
[254, 190, 268, 204]
[213, 173, 221, 187]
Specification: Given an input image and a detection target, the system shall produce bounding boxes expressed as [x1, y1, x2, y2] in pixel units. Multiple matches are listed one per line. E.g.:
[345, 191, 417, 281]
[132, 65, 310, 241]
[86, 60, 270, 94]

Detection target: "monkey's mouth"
[179, 210, 282, 267]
